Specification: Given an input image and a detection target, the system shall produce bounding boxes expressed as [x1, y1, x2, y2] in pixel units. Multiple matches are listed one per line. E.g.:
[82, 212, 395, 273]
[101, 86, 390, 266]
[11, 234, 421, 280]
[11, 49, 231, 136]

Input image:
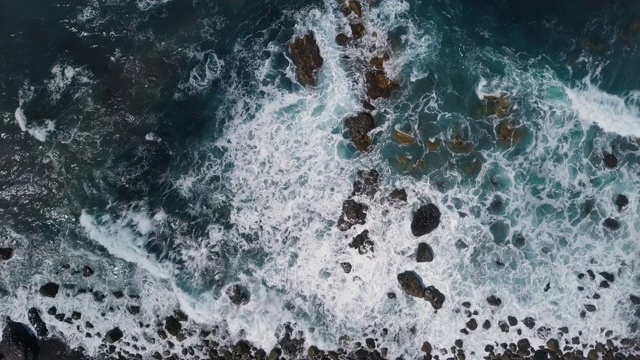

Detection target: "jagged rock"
[416, 242, 434, 263]
[340, 262, 352, 273]
[0, 319, 40, 360]
[112, 291, 124, 299]
[39, 283, 60, 298]
[424, 286, 445, 309]
[365, 69, 399, 99]
[39, 337, 87, 360]
[482, 320, 491, 330]
[487, 295, 502, 307]
[397, 271, 425, 298]
[105, 327, 123, 343]
[47, 307, 56, 316]
[352, 169, 379, 198]
[71, 312, 81, 320]
[411, 204, 441, 237]
[127, 306, 141, 315]
[345, 112, 376, 152]
[349, 230, 374, 254]
[630, 294, 640, 305]
[82, 266, 94, 277]
[350, 23, 365, 39]
[517, 338, 530, 352]
[173, 310, 188, 322]
[466, 318, 478, 331]
[547, 338, 560, 354]
[335, 33, 349, 46]
[277, 323, 305, 357]
[289, 32, 324, 87]
[498, 321, 509, 333]
[337, 199, 368, 231]
[523, 317, 535, 329]
[603, 218, 621, 231]
[164, 316, 181, 337]
[27, 308, 48, 338]
[389, 188, 407, 205]
[92, 291, 105, 302]
[0, 248, 13, 261]
[599, 271, 614, 282]
[603, 153, 618, 169]
[226, 284, 250, 305]
[615, 194, 628, 211]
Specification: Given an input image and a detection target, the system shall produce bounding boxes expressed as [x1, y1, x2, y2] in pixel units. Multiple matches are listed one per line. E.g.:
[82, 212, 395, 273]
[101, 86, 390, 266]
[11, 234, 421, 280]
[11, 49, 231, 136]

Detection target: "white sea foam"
[14, 85, 56, 142]
[174, 51, 225, 100]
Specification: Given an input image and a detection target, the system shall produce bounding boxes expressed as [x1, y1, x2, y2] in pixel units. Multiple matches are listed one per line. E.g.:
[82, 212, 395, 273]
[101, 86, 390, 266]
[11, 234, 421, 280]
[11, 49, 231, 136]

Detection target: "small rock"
[487, 295, 502, 307]
[517, 338, 530, 351]
[173, 310, 188, 322]
[0, 247, 13, 260]
[599, 271, 614, 282]
[602, 218, 621, 231]
[348, 0, 362, 16]
[127, 306, 141, 315]
[599, 280, 610, 288]
[39, 283, 60, 298]
[340, 262, 352, 273]
[615, 194, 629, 211]
[587, 269, 595, 280]
[349, 230, 374, 254]
[28, 308, 48, 337]
[421, 341, 432, 354]
[268, 348, 281, 360]
[630, 294, 640, 305]
[389, 188, 407, 206]
[226, 284, 250, 305]
[466, 318, 477, 331]
[387, 292, 396, 299]
[164, 316, 181, 337]
[547, 338, 560, 354]
[54, 314, 65, 322]
[105, 327, 123, 343]
[47, 307, 56, 316]
[335, 33, 349, 46]
[424, 286, 446, 309]
[559, 326, 569, 334]
[411, 204, 441, 237]
[498, 321, 509, 333]
[603, 153, 618, 169]
[92, 291, 106, 302]
[523, 317, 535, 329]
[397, 271, 425, 298]
[71, 311, 81, 320]
[350, 23, 365, 39]
[416, 242, 434, 263]
[112, 291, 124, 299]
[572, 336, 580, 345]
[82, 266, 94, 277]
[482, 320, 491, 330]
[344, 112, 376, 153]
[507, 316, 517, 326]
[584, 304, 596, 312]
[365, 69, 399, 99]
[461, 302, 471, 308]
[365, 338, 375, 349]
[289, 32, 324, 87]
[337, 199, 369, 231]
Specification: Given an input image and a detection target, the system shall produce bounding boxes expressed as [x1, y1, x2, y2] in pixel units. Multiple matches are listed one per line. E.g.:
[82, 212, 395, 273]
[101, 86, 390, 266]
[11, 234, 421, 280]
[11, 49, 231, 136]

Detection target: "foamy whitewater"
[1, 0, 640, 358]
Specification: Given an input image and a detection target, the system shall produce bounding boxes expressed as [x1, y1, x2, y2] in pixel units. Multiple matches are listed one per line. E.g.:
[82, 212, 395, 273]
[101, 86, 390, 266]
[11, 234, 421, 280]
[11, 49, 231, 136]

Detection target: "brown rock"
[335, 33, 349, 46]
[348, 0, 362, 16]
[345, 112, 375, 152]
[289, 32, 324, 87]
[365, 69, 399, 99]
[350, 23, 366, 39]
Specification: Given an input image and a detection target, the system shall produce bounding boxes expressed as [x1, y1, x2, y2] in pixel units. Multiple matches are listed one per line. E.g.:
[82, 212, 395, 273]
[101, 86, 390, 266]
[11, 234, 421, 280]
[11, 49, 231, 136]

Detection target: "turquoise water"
[1, 0, 640, 357]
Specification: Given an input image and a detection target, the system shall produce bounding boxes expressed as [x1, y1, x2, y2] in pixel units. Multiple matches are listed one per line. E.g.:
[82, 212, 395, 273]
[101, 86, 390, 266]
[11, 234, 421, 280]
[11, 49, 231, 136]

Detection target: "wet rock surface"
[411, 204, 441, 236]
[365, 69, 399, 100]
[0, 248, 13, 261]
[397, 271, 426, 298]
[289, 32, 324, 87]
[345, 112, 376, 152]
[337, 199, 368, 231]
[416, 242, 434, 262]
[349, 230, 374, 254]
[39, 283, 59, 298]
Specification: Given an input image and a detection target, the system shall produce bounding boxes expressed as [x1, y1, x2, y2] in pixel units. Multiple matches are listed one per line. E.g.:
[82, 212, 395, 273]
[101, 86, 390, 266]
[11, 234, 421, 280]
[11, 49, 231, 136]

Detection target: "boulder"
[603, 153, 618, 169]
[104, 327, 123, 343]
[365, 69, 399, 99]
[352, 169, 379, 198]
[349, 230, 374, 254]
[389, 188, 407, 205]
[348, 0, 362, 16]
[424, 286, 445, 309]
[277, 323, 305, 357]
[39, 283, 59, 298]
[487, 295, 502, 307]
[522, 317, 535, 329]
[345, 112, 375, 152]
[0, 319, 40, 360]
[350, 23, 365, 39]
[397, 271, 425, 298]
[340, 262, 352, 273]
[466, 318, 478, 331]
[603, 218, 621, 231]
[226, 284, 250, 305]
[411, 204, 441, 236]
[82, 266, 94, 277]
[335, 33, 349, 47]
[27, 308, 48, 338]
[416, 242, 434, 263]
[337, 199, 368, 231]
[289, 33, 324, 87]
[615, 194, 628, 211]
[164, 316, 181, 337]
[0, 248, 13, 261]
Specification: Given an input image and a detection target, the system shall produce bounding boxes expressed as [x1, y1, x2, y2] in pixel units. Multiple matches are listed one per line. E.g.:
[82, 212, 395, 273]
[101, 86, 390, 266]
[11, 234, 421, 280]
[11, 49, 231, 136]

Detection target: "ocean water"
[1, 0, 640, 358]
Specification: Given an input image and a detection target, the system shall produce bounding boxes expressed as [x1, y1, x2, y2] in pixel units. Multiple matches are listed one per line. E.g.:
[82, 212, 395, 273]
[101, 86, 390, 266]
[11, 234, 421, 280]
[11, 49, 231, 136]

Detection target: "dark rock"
[234, 340, 251, 356]
[27, 308, 48, 338]
[599, 272, 614, 282]
[421, 341, 432, 354]
[157, 330, 167, 340]
[105, 327, 123, 343]
[349, 230, 374, 254]
[484, 345, 494, 353]
[587, 270, 595, 280]
[268, 348, 281, 360]
[164, 316, 181, 337]
[603, 218, 621, 231]
[599, 280, 610, 288]
[517, 339, 530, 351]
[411, 204, 441, 237]
[523, 317, 535, 329]
[337, 199, 368, 231]
[85, 322, 93, 329]
[308, 345, 321, 358]
[362, 101, 376, 111]
[226, 284, 250, 305]
[71, 312, 81, 320]
[0, 248, 13, 261]
[547, 338, 560, 354]
[92, 291, 105, 302]
[482, 320, 491, 330]
[365, 69, 399, 99]
[335, 34, 349, 46]
[630, 294, 640, 305]
[389, 188, 407, 205]
[289, 32, 324, 87]
[112, 291, 124, 299]
[572, 336, 580, 345]
[82, 266, 94, 277]
[340, 262, 352, 273]
[255, 349, 266, 360]
[127, 306, 141, 315]
[365, 338, 375, 349]
[348, 0, 362, 16]
[344, 112, 376, 152]
[39, 337, 87, 360]
[461, 302, 471, 308]
[584, 304, 596, 312]
[46, 307, 56, 316]
[0, 320, 40, 360]
[466, 318, 477, 331]
[603, 153, 618, 169]
[350, 23, 365, 39]
[498, 321, 509, 333]
[544, 282, 550, 292]
[387, 292, 396, 299]
[53, 313, 64, 322]
[487, 295, 502, 307]
[277, 323, 305, 357]
[39, 283, 59, 298]
[424, 286, 446, 309]
[533, 349, 548, 360]
[507, 316, 517, 326]
[416, 242, 434, 263]
[615, 194, 629, 211]
[352, 169, 379, 198]
[397, 271, 425, 298]
[173, 310, 188, 322]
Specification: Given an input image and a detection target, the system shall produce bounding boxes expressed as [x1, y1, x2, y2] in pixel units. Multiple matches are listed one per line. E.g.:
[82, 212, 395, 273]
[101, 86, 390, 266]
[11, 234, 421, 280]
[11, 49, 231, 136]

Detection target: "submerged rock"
[0, 247, 13, 261]
[352, 169, 379, 198]
[289, 32, 324, 87]
[337, 199, 368, 231]
[82, 266, 94, 277]
[349, 230, 374, 254]
[345, 112, 376, 152]
[27, 308, 48, 338]
[335, 33, 349, 46]
[411, 204, 441, 237]
[104, 327, 123, 343]
[365, 69, 399, 99]
[615, 194, 629, 211]
[0, 319, 40, 360]
[39, 283, 60, 298]
[603, 218, 621, 231]
[389, 188, 407, 205]
[416, 242, 434, 263]
[226, 284, 250, 305]
[603, 152, 618, 169]
[397, 271, 425, 298]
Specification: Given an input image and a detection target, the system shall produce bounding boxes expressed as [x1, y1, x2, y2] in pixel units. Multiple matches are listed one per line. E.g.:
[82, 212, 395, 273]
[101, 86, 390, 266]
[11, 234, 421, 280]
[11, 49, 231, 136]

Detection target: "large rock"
[416, 242, 434, 262]
[352, 169, 379, 198]
[337, 199, 368, 231]
[365, 69, 399, 99]
[345, 112, 376, 152]
[277, 323, 305, 358]
[424, 286, 445, 309]
[0, 319, 40, 360]
[349, 230, 374, 254]
[164, 316, 181, 337]
[0, 248, 13, 261]
[104, 327, 123, 343]
[411, 204, 441, 237]
[39, 283, 59, 298]
[397, 271, 425, 298]
[226, 284, 250, 305]
[27, 308, 47, 338]
[289, 33, 324, 87]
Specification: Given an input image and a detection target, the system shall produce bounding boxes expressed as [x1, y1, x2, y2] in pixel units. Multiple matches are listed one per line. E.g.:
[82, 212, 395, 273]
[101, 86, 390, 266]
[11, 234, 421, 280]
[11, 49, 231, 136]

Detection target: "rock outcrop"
[289, 33, 324, 87]
[345, 112, 376, 152]
[337, 199, 368, 231]
[411, 204, 441, 237]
